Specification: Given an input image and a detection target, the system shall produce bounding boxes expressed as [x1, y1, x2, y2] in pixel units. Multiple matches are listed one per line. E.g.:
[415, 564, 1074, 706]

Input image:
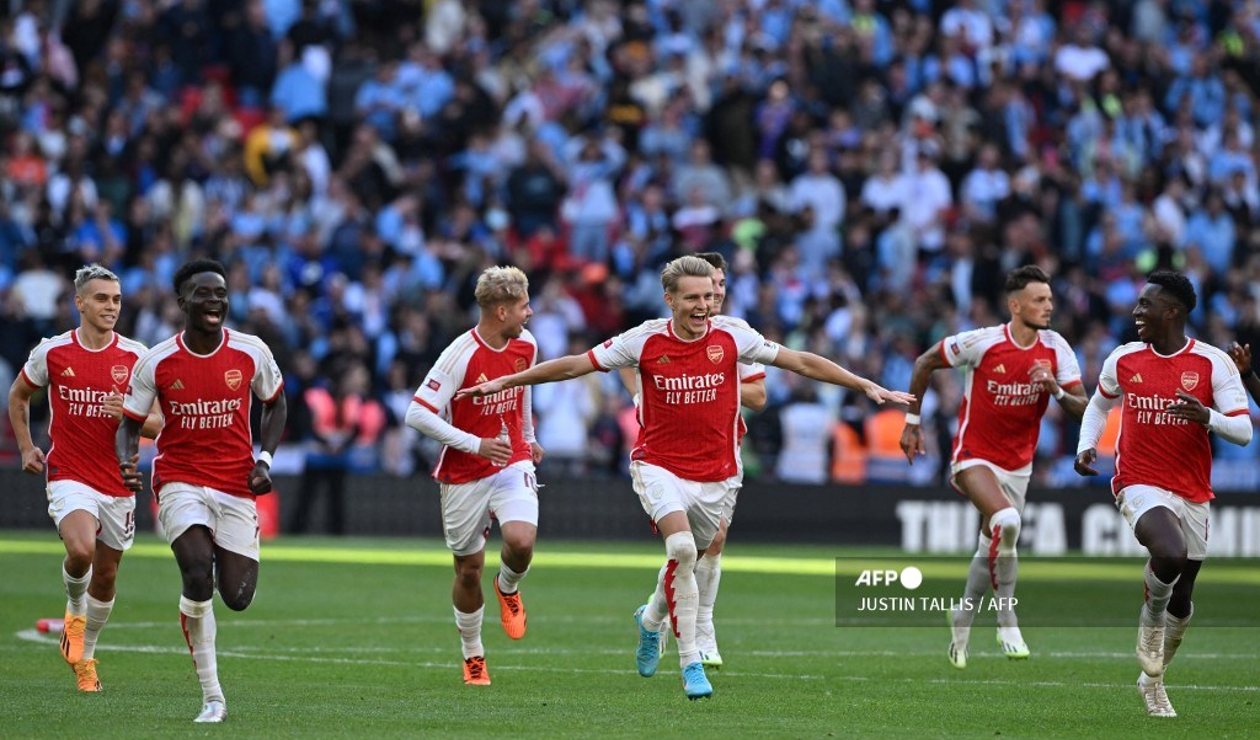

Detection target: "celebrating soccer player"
[900, 265, 1087, 668]
[116, 260, 287, 723]
[8, 264, 159, 692]
[405, 266, 544, 687]
[1075, 271, 1251, 718]
[618, 252, 765, 670]
[457, 255, 912, 699]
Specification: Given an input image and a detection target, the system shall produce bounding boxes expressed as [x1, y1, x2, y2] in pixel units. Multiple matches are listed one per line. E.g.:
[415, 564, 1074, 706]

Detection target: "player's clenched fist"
[249, 461, 273, 495]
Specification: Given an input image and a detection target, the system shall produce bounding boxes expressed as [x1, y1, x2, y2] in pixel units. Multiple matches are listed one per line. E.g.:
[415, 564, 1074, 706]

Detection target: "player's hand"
[249, 460, 274, 495]
[1074, 448, 1098, 477]
[20, 446, 46, 474]
[899, 423, 926, 464]
[477, 436, 513, 466]
[530, 441, 545, 464]
[1228, 342, 1253, 376]
[861, 380, 916, 406]
[119, 453, 143, 492]
[103, 389, 125, 421]
[1167, 390, 1210, 426]
[1028, 364, 1059, 396]
[454, 378, 508, 401]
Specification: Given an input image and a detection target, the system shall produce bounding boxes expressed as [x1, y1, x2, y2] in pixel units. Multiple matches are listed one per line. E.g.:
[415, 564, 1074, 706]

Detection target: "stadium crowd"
[2, 0, 1259, 500]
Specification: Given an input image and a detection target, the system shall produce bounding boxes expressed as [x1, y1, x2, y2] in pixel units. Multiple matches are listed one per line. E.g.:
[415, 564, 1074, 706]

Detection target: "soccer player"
[8, 264, 159, 692]
[900, 265, 1087, 668]
[405, 266, 544, 687]
[458, 255, 912, 699]
[618, 252, 765, 669]
[1227, 342, 1260, 404]
[1075, 271, 1251, 718]
[116, 260, 287, 723]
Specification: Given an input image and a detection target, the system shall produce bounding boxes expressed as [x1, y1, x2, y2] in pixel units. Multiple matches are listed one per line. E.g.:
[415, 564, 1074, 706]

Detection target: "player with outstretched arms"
[405, 266, 544, 686]
[458, 255, 912, 699]
[618, 252, 765, 670]
[8, 264, 160, 692]
[1075, 271, 1251, 718]
[900, 265, 1087, 668]
[116, 260, 287, 723]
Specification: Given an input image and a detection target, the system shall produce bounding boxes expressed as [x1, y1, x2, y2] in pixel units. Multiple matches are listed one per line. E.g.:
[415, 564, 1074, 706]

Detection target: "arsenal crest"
[111, 365, 129, 385]
[706, 345, 725, 364]
[1180, 371, 1199, 392]
[225, 368, 243, 391]
[514, 357, 528, 372]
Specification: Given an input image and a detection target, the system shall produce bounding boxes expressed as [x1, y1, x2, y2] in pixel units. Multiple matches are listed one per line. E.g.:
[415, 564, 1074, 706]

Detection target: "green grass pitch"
[1, 531, 1257, 738]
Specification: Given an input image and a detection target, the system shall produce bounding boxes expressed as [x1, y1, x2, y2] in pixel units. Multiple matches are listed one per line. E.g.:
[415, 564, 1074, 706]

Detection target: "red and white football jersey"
[21, 330, 147, 496]
[943, 324, 1082, 473]
[413, 329, 538, 484]
[1098, 339, 1249, 503]
[589, 316, 780, 482]
[122, 329, 284, 498]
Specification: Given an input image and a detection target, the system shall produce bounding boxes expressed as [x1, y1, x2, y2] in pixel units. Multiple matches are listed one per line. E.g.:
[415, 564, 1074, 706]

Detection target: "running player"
[900, 265, 1087, 668]
[618, 252, 765, 669]
[117, 259, 287, 723]
[8, 264, 159, 692]
[405, 266, 544, 686]
[1075, 271, 1251, 717]
[458, 255, 912, 699]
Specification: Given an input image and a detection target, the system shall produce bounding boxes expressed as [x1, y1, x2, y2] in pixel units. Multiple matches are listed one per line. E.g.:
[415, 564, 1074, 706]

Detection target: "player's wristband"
[256, 450, 273, 468]
[1053, 386, 1066, 400]
[904, 412, 921, 426]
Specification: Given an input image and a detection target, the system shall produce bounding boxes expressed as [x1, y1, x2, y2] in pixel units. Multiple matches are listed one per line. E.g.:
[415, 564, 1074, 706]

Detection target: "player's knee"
[454, 561, 483, 590]
[989, 507, 1021, 547]
[707, 528, 727, 554]
[665, 531, 698, 571]
[502, 532, 535, 559]
[64, 542, 94, 572]
[92, 560, 119, 589]
[180, 561, 215, 600]
[1150, 541, 1188, 567]
[220, 586, 255, 612]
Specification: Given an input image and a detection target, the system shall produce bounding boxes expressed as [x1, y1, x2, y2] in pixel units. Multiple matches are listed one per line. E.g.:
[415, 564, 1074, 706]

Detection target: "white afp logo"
[854, 566, 923, 590]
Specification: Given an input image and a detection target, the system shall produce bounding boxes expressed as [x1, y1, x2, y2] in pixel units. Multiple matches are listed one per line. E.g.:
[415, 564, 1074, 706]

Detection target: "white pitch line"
[12, 630, 1260, 691]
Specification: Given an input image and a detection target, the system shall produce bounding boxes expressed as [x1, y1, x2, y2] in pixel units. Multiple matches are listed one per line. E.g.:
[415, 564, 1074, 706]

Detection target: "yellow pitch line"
[2, 540, 1258, 583]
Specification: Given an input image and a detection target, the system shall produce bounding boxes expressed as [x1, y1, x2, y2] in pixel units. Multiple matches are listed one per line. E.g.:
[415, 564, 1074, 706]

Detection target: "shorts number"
[123, 511, 135, 537]
[524, 471, 536, 491]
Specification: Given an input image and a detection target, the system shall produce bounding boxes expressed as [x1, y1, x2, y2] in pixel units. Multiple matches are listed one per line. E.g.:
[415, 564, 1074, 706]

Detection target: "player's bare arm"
[1028, 363, 1089, 420]
[1228, 342, 1260, 404]
[769, 347, 915, 405]
[116, 416, 143, 492]
[456, 353, 598, 399]
[8, 374, 46, 474]
[250, 393, 287, 495]
[899, 342, 949, 464]
[104, 394, 163, 439]
[741, 378, 767, 411]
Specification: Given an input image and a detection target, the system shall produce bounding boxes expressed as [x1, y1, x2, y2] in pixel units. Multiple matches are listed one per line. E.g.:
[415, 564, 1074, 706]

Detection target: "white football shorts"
[47, 479, 136, 551]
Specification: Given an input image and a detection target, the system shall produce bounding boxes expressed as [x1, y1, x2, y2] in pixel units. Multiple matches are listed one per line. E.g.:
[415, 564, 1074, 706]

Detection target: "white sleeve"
[1077, 391, 1119, 453]
[1209, 353, 1252, 446]
[1051, 333, 1082, 388]
[412, 342, 468, 412]
[123, 353, 158, 421]
[20, 340, 51, 388]
[739, 362, 766, 382]
[250, 344, 285, 402]
[405, 400, 481, 453]
[1096, 348, 1122, 399]
[522, 341, 538, 444]
[588, 325, 650, 371]
[724, 321, 780, 365]
[941, 328, 988, 369]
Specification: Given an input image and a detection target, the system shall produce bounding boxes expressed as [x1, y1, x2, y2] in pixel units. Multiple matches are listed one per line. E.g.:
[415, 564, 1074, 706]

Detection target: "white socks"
[83, 595, 114, 660]
[454, 605, 485, 659]
[1141, 566, 1179, 626]
[497, 563, 528, 595]
[180, 596, 223, 704]
[1163, 604, 1193, 668]
[988, 508, 1021, 628]
[955, 533, 993, 630]
[63, 565, 90, 615]
[695, 552, 722, 635]
[661, 532, 699, 667]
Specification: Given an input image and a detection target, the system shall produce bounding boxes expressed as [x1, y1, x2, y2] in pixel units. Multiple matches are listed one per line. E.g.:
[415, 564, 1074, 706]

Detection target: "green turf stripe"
[3, 539, 1258, 583]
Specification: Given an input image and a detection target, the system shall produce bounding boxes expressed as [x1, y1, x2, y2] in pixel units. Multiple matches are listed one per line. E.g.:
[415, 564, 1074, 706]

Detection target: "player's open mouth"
[1135, 319, 1147, 337]
[204, 310, 223, 324]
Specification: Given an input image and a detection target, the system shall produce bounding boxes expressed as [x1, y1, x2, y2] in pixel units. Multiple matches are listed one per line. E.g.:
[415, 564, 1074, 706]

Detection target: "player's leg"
[491, 465, 539, 640]
[696, 485, 737, 669]
[159, 484, 227, 722]
[56, 508, 97, 666]
[953, 465, 1027, 661]
[441, 479, 493, 685]
[1130, 503, 1187, 678]
[78, 492, 136, 691]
